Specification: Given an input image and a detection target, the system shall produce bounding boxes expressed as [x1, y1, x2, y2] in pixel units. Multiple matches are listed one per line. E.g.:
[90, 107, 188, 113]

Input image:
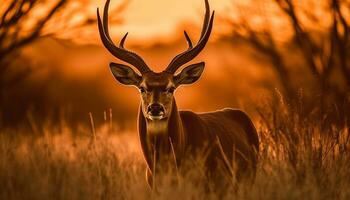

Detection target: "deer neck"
[138, 98, 185, 169]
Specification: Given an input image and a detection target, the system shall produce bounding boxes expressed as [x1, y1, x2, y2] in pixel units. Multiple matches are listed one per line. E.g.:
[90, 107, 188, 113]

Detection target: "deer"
[97, 0, 259, 188]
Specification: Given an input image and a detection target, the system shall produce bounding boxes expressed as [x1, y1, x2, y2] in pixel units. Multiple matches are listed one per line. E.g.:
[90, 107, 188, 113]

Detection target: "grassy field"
[0, 101, 349, 200]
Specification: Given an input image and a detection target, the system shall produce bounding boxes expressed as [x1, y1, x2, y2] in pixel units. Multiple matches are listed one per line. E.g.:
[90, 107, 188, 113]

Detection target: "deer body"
[97, 0, 259, 187]
[139, 99, 259, 186]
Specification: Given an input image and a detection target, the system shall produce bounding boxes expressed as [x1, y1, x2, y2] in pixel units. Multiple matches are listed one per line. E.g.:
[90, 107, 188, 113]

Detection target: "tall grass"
[0, 100, 349, 199]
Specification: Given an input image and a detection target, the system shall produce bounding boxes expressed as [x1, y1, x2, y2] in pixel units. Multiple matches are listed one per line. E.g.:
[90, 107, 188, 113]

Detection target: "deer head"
[97, 0, 214, 122]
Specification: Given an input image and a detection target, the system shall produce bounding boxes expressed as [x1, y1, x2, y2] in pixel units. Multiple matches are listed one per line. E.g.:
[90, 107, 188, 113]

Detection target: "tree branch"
[0, 0, 67, 58]
[275, 0, 321, 78]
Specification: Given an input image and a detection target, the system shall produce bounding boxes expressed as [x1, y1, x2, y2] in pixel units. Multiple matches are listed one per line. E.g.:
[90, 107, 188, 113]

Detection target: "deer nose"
[147, 103, 165, 117]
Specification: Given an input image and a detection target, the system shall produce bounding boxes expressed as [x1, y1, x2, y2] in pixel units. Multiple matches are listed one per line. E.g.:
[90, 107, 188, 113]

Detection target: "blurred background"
[0, 0, 349, 131]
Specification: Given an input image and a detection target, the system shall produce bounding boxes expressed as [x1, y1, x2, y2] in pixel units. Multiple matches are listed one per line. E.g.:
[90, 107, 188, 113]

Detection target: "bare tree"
[1, 1, 58, 56]
[0, 0, 65, 120]
[0, 0, 127, 124]
[227, 0, 350, 114]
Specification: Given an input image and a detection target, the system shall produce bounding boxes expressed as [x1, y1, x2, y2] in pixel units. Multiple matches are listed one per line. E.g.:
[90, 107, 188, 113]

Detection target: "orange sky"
[96, 0, 232, 39]
[46, 0, 235, 44]
[55, 0, 313, 44]
[37, 0, 336, 45]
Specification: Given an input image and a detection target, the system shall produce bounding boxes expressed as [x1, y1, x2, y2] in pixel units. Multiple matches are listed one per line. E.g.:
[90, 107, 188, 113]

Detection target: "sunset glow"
[98, 0, 232, 40]
[1, 0, 350, 199]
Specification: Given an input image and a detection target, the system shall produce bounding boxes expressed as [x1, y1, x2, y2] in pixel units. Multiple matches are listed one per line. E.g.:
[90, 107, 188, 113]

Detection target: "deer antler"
[165, 0, 214, 74]
[97, 0, 151, 74]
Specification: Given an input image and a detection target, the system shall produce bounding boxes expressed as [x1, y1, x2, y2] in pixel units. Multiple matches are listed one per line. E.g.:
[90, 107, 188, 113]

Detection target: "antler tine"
[201, 0, 210, 38]
[165, 0, 214, 74]
[120, 32, 128, 48]
[183, 31, 193, 49]
[103, 0, 113, 42]
[97, 1, 151, 74]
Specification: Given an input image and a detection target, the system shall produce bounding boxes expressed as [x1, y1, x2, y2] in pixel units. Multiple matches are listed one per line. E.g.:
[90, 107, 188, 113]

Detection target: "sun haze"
[93, 0, 232, 42]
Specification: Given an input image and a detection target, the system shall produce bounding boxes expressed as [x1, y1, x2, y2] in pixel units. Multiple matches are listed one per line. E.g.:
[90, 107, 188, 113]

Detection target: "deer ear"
[174, 62, 205, 86]
[110, 62, 141, 86]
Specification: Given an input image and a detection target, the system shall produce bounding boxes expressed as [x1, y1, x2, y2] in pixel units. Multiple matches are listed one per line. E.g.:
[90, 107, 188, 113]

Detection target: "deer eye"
[140, 87, 146, 93]
[167, 87, 175, 94]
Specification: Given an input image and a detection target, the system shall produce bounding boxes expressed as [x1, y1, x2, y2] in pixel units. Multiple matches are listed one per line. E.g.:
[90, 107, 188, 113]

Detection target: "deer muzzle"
[147, 103, 165, 120]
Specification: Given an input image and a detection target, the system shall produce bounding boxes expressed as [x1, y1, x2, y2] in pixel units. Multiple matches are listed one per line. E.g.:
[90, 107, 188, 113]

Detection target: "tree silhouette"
[1, 1, 64, 58]
[228, 0, 350, 114]
[0, 0, 127, 124]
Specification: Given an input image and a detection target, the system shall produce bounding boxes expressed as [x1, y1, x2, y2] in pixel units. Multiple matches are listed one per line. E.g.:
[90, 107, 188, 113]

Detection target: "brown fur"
[98, 0, 258, 188]
[139, 98, 259, 187]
